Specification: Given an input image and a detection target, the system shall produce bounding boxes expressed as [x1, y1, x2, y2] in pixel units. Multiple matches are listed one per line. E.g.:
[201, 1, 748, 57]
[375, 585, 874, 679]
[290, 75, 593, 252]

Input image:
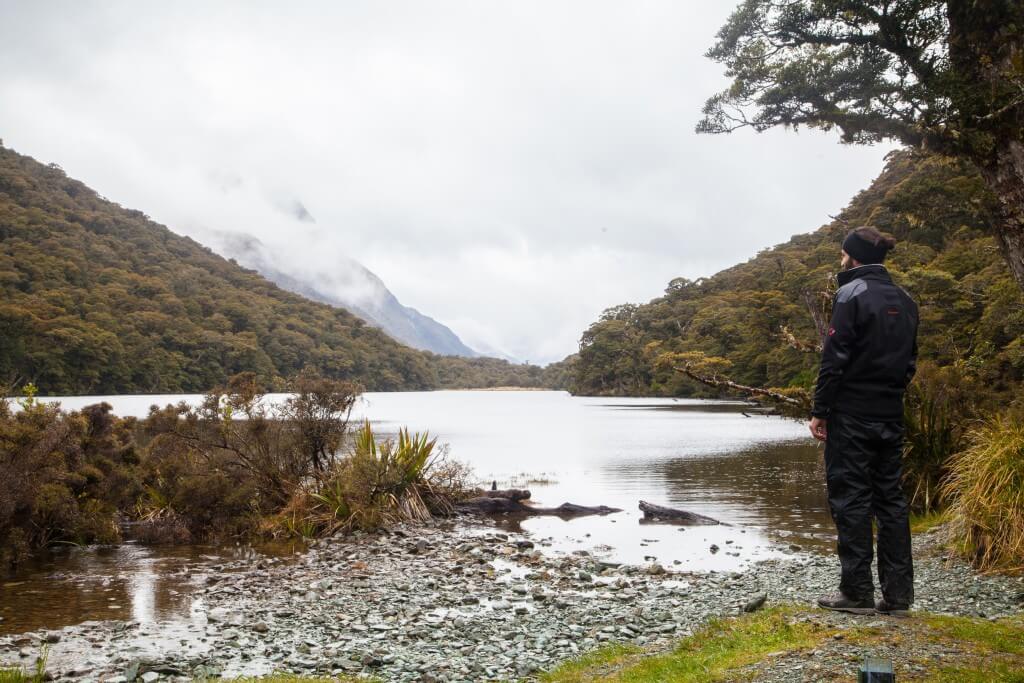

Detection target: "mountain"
[0, 142, 552, 394]
[212, 232, 480, 358]
[567, 151, 1024, 398]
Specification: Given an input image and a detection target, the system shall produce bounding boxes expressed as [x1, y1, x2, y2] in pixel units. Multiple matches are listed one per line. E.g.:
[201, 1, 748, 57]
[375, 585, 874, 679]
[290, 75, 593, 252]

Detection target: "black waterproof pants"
[824, 412, 914, 605]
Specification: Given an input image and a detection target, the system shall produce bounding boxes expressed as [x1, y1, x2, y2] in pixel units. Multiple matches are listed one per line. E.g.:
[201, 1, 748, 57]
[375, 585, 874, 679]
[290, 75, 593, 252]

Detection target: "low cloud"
[0, 1, 894, 363]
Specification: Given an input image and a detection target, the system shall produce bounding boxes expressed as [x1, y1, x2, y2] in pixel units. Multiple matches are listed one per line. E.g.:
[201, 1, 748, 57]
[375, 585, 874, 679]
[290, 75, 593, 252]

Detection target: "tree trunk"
[947, 1, 1024, 292]
[979, 141, 1024, 292]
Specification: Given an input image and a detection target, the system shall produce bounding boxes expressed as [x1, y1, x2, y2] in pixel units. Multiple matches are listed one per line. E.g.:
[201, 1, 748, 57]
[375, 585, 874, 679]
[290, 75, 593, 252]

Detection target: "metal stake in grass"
[858, 656, 895, 682]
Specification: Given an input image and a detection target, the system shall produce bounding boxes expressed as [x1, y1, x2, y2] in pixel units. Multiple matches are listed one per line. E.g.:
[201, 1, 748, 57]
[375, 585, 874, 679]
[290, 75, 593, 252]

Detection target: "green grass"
[920, 615, 1024, 682]
[925, 663, 1024, 683]
[540, 606, 834, 682]
[922, 613, 1024, 655]
[539, 607, 1024, 683]
[0, 659, 46, 683]
[911, 509, 949, 534]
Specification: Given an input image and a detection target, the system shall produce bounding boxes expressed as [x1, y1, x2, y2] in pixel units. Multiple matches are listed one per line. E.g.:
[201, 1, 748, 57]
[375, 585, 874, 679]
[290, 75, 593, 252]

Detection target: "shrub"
[944, 414, 1024, 572]
[901, 363, 976, 513]
[0, 394, 133, 569]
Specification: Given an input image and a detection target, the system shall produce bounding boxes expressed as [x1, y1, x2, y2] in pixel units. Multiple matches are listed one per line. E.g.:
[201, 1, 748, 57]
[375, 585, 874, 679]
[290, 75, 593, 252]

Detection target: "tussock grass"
[944, 414, 1024, 572]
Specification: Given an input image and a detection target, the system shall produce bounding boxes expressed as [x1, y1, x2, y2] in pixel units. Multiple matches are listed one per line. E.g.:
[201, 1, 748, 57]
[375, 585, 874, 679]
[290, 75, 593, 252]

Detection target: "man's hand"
[809, 417, 827, 442]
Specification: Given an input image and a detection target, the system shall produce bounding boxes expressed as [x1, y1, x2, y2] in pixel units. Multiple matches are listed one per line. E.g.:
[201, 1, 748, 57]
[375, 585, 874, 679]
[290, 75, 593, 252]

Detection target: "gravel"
[0, 520, 1021, 682]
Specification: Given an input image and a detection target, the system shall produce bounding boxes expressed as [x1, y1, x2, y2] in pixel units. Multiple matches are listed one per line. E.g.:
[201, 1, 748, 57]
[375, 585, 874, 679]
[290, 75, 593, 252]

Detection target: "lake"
[2, 390, 831, 635]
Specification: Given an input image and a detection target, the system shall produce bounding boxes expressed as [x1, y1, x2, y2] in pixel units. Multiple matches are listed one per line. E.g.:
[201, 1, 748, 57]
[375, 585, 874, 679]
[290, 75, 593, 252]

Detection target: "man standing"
[810, 226, 918, 616]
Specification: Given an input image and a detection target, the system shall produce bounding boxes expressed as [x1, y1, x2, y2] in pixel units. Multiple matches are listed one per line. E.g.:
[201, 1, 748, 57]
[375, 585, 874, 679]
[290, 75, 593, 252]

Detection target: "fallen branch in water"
[638, 500, 722, 526]
[673, 364, 805, 407]
[457, 493, 620, 518]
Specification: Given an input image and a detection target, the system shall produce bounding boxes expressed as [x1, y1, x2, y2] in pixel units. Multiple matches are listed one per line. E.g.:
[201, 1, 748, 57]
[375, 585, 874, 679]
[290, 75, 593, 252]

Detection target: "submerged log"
[457, 493, 620, 518]
[481, 488, 531, 501]
[638, 500, 722, 526]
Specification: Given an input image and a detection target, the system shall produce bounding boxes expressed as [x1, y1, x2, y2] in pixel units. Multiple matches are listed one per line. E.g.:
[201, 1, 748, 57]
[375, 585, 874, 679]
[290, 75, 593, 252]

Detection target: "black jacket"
[811, 264, 918, 420]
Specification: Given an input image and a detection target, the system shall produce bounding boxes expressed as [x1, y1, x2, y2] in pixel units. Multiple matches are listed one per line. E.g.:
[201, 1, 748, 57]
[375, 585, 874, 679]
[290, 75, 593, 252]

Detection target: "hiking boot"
[875, 598, 911, 617]
[817, 592, 875, 615]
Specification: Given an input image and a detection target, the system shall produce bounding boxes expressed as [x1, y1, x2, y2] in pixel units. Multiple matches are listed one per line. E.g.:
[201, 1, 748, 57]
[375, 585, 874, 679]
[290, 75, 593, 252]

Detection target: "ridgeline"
[0, 143, 561, 394]
[568, 151, 1024, 401]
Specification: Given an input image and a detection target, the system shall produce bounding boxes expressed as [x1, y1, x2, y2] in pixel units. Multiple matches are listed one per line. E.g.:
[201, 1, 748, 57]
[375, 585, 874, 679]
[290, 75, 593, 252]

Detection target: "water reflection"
[7, 391, 836, 633]
[0, 543, 300, 636]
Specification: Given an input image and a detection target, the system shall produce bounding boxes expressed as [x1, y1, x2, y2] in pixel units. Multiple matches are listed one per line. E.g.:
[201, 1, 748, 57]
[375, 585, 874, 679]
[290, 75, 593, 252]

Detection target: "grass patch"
[0, 657, 47, 683]
[540, 606, 834, 683]
[540, 607, 1024, 683]
[911, 509, 949, 534]
[925, 662, 1024, 682]
[922, 613, 1024, 655]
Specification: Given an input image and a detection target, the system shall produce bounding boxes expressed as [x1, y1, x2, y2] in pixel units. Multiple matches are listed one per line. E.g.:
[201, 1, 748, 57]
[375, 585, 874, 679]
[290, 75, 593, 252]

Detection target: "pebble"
[0, 520, 1020, 683]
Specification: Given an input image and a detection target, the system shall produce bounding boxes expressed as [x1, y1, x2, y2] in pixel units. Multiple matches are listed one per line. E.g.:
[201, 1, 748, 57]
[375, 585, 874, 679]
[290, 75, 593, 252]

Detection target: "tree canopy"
[699, 1, 1024, 288]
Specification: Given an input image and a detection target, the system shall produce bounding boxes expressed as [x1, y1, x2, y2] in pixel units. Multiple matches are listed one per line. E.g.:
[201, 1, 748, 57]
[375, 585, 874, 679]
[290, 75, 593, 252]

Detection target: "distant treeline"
[0, 143, 566, 394]
[566, 152, 1024, 403]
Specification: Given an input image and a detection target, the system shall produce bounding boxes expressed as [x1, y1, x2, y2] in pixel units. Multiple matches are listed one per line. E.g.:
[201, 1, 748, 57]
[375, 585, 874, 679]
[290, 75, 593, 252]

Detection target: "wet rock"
[743, 593, 768, 613]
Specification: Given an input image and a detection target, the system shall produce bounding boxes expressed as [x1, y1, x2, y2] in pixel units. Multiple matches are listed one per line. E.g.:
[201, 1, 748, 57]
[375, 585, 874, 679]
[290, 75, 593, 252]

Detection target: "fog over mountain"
[0, 2, 895, 363]
[208, 231, 481, 358]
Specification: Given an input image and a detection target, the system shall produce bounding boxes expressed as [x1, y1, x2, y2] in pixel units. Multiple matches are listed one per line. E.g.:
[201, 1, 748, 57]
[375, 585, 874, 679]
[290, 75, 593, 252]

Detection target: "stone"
[742, 593, 768, 613]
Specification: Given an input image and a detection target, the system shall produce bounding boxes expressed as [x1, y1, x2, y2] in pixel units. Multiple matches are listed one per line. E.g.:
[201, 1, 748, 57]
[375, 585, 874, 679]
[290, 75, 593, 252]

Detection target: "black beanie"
[842, 230, 889, 264]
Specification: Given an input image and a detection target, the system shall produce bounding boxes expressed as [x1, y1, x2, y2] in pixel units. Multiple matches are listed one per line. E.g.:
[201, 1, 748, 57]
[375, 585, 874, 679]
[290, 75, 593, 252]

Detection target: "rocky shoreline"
[2, 520, 1022, 682]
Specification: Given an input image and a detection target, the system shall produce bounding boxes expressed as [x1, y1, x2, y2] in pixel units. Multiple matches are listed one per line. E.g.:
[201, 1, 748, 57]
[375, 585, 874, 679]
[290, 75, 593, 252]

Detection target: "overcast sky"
[0, 1, 894, 363]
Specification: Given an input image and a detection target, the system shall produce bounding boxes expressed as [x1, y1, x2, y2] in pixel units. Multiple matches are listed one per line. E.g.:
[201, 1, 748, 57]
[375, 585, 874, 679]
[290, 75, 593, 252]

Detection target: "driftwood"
[638, 500, 722, 526]
[481, 488, 531, 501]
[457, 493, 620, 518]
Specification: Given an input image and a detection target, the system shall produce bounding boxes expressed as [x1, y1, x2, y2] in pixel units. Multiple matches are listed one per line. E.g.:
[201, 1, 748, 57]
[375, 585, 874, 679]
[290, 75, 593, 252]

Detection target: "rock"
[43, 632, 61, 644]
[709, 544, 720, 554]
[743, 593, 768, 613]
[645, 564, 666, 576]
[140, 672, 159, 683]
[252, 622, 270, 633]
[207, 607, 232, 623]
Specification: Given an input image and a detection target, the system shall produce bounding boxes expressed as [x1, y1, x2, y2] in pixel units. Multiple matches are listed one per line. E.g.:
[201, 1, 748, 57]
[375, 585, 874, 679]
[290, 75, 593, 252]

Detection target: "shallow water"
[5, 390, 832, 635]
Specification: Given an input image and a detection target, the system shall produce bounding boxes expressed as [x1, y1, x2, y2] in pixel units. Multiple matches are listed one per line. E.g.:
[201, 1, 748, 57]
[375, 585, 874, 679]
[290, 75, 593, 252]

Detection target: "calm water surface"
[3, 391, 831, 635]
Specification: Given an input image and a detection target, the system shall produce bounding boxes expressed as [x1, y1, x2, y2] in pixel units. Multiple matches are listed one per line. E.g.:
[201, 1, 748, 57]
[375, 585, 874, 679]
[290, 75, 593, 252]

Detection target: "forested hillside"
[0, 143, 555, 394]
[570, 152, 1024, 399]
